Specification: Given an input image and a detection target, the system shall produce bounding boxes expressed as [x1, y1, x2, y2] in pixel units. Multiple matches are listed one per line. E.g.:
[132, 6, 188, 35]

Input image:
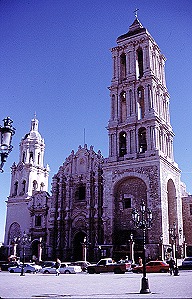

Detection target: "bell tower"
[103, 17, 183, 260]
[108, 17, 173, 162]
[4, 116, 50, 253]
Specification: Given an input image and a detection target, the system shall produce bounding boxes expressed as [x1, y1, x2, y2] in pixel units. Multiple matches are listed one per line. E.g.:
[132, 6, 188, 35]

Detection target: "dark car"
[132, 261, 169, 273]
[181, 257, 192, 269]
[1, 261, 20, 271]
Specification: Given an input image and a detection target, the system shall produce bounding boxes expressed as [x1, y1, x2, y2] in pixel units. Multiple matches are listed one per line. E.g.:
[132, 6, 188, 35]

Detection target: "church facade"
[4, 17, 188, 262]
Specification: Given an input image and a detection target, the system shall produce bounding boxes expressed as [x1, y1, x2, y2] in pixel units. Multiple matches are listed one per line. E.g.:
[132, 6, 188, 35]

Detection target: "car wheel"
[64, 270, 71, 274]
[88, 268, 95, 274]
[44, 270, 50, 274]
[26, 270, 31, 273]
[160, 269, 166, 273]
[10, 270, 14, 273]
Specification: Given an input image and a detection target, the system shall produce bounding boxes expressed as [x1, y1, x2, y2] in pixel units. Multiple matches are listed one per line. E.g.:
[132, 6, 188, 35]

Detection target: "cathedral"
[4, 17, 191, 262]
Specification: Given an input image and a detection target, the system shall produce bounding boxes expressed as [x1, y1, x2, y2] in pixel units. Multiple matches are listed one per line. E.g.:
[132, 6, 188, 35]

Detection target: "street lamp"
[169, 222, 182, 276]
[132, 200, 152, 294]
[159, 233, 164, 260]
[14, 232, 31, 276]
[129, 233, 135, 264]
[0, 117, 15, 172]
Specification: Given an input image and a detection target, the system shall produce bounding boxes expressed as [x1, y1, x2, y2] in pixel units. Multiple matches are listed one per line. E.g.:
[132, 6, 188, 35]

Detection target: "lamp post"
[132, 200, 152, 294]
[14, 232, 31, 276]
[129, 233, 135, 264]
[82, 236, 90, 261]
[0, 117, 15, 172]
[169, 223, 182, 276]
[159, 233, 164, 260]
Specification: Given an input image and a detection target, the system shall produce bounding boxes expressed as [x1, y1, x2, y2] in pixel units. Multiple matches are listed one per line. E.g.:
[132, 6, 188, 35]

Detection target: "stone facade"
[47, 145, 104, 261]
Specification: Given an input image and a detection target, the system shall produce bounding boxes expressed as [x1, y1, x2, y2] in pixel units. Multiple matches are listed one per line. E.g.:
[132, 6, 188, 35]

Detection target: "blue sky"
[0, 0, 192, 242]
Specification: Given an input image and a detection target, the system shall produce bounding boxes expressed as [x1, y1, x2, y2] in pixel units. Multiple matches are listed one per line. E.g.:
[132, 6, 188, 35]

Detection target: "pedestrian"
[168, 257, 175, 275]
[55, 258, 61, 276]
[138, 257, 143, 266]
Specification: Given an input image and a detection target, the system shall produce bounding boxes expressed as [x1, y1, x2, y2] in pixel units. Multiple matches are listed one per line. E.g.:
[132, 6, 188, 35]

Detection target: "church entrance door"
[73, 232, 86, 261]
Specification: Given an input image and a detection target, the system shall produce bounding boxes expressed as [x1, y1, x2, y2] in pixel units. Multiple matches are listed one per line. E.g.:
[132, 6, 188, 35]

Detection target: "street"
[0, 270, 192, 298]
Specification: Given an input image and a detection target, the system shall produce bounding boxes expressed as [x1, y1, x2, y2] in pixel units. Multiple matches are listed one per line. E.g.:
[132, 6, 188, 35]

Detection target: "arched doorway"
[167, 179, 177, 226]
[73, 231, 86, 261]
[113, 176, 147, 261]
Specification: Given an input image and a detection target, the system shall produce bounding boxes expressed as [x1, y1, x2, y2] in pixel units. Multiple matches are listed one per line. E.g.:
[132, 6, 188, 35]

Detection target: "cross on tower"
[134, 8, 139, 18]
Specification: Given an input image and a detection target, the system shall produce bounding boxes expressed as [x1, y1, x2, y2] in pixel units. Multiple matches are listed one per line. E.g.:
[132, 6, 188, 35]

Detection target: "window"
[123, 197, 131, 209]
[120, 91, 126, 122]
[29, 151, 33, 162]
[38, 153, 40, 165]
[136, 48, 143, 79]
[75, 184, 86, 201]
[137, 87, 145, 120]
[138, 127, 147, 153]
[22, 152, 25, 163]
[35, 215, 41, 227]
[13, 181, 18, 196]
[33, 180, 38, 191]
[40, 182, 44, 191]
[120, 53, 126, 80]
[119, 131, 127, 157]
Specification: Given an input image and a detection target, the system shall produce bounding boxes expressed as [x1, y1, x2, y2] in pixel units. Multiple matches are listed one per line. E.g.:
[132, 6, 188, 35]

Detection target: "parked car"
[132, 261, 169, 273]
[1, 261, 20, 271]
[70, 261, 91, 272]
[181, 257, 192, 269]
[8, 263, 42, 273]
[40, 262, 82, 274]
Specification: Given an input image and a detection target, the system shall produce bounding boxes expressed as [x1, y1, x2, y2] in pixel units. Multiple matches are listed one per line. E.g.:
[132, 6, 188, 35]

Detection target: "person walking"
[55, 258, 61, 276]
[168, 257, 175, 275]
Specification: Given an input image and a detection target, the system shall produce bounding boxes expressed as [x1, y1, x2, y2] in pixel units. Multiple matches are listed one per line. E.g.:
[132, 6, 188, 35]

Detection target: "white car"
[8, 263, 42, 273]
[40, 262, 82, 274]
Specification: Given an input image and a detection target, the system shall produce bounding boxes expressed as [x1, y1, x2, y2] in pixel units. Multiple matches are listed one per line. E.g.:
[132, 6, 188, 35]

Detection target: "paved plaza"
[0, 270, 192, 298]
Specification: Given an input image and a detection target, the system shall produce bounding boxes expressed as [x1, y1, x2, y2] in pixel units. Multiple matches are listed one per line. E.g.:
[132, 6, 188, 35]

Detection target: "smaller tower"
[4, 116, 50, 258]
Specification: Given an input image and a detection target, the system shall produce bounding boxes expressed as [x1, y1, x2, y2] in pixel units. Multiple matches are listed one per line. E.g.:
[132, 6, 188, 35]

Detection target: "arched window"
[120, 91, 126, 122]
[40, 182, 44, 191]
[33, 180, 38, 191]
[119, 131, 127, 157]
[138, 127, 147, 153]
[22, 152, 25, 163]
[29, 151, 33, 162]
[136, 48, 143, 79]
[22, 180, 26, 194]
[120, 53, 126, 80]
[13, 181, 18, 196]
[137, 87, 145, 120]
